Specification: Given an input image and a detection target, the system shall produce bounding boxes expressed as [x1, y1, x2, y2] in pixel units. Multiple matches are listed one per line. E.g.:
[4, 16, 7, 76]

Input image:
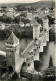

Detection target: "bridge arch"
[20, 62, 27, 77]
[22, 62, 26, 67]
[8, 66, 13, 72]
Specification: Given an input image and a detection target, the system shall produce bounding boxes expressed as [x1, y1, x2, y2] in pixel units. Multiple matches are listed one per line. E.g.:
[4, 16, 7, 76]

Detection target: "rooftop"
[43, 16, 48, 19]
[33, 19, 40, 27]
[6, 32, 19, 44]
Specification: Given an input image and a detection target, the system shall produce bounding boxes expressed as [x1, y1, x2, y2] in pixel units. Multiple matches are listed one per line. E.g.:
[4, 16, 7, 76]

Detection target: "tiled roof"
[6, 32, 19, 44]
[33, 19, 39, 26]
[43, 16, 48, 19]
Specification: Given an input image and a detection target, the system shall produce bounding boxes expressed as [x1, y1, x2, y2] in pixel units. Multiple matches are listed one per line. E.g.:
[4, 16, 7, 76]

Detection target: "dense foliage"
[35, 17, 43, 26]
[0, 26, 33, 40]
[47, 15, 55, 26]
[0, 25, 55, 41]
[0, 16, 12, 23]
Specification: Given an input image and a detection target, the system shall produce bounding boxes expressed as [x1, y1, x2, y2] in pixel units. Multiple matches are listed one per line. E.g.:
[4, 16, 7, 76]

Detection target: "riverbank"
[0, 26, 55, 41]
[0, 40, 55, 81]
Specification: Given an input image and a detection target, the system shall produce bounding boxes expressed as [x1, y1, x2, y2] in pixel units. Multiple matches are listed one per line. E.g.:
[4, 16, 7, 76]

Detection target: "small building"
[30, 21, 33, 27]
[27, 12, 33, 20]
[6, 12, 14, 18]
[6, 7, 14, 12]
[36, 8, 41, 15]
[43, 16, 49, 31]
[44, 9, 49, 14]
[19, 22, 24, 27]
[33, 11, 39, 18]
[14, 12, 21, 17]
[0, 12, 4, 17]
[42, 8, 49, 14]
[0, 7, 3, 12]
[0, 23, 5, 30]
[25, 23, 30, 27]
[33, 19, 40, 40]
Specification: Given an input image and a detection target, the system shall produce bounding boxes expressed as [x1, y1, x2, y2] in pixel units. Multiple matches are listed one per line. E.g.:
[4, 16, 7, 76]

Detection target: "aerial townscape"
[0, 0, 56, 81]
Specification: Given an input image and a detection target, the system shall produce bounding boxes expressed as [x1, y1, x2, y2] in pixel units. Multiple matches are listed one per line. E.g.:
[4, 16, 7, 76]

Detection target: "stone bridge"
[11, 17, 50, 74]
[1, 16, 52, 79]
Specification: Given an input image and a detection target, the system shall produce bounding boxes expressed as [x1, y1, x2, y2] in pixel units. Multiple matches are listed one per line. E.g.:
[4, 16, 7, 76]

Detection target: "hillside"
[0, 1, 55, 9]
[22, 1, 55, 8]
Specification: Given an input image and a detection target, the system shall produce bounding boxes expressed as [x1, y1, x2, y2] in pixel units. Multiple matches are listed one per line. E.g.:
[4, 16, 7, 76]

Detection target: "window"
[35, 30, 36, 32]
[9, 52, 12, 57]
[28, 63, 30, 66]
[9, 57, 12, 63]
[27, 58, 28, 62]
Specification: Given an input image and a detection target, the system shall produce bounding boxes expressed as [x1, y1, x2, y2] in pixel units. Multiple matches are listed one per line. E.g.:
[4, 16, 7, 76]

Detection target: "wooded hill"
[0, 1, 55, 9]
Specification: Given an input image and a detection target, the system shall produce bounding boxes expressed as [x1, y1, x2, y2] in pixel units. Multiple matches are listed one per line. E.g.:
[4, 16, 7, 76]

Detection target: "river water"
[0, 38, 55, 72]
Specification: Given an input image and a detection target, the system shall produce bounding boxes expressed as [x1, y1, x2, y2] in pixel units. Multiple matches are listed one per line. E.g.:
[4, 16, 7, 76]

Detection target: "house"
[0, 7, 4, 17]
[0, 12, 4, 16]
[25, 23, 30, 27]
[5, 7, 15, 18]
[27, 12, 33, 20]
[0, 7, 3, 12]
[30, 21, 33, 27]
[5, 7, 14, 12]
[19, 22, 24, 27]
[42, 8, 49, 14]
[0, 23, 5, 30]
[14, 12, 21, 17]
[32, 11, 39, 18]
[6, 12, 14, 18]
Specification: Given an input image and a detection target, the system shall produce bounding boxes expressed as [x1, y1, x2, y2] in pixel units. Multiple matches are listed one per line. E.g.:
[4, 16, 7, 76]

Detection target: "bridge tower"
[33, 19, 40, 40]
[43, 16, 49, 41]
[33, 19, 40, 63]
[5, 32, 20, 73]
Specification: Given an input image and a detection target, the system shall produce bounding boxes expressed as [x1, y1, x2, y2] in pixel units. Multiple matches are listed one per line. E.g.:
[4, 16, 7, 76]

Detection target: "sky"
[0, 0, 41, 4]
[0, 0, 54, 4]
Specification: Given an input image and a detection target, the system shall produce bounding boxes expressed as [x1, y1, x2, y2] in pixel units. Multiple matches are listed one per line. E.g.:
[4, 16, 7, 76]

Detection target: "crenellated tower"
[33, 19, 40, 40]
[43, 16, 49, 41]
[33, 19, 40, 62]
[5, 32, 20, 73]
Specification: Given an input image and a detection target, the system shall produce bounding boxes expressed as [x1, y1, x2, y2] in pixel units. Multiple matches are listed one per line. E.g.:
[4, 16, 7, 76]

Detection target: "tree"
[49, 56, 53, 67]
[41, 7, 46, 10]
[0, 16, 12, 23]
[20, 13, 26, 17]
[0, 17, 3, 22]
[47, 15, 55, 26]
[50, 7, 53, 10]
[35, 17, 43, 26]
[21, 18, 30, 24]
[16, 5, 27, 11]
[1, 6, 7, 9]
[12, 72, 19, 80]
[5, 17, 12, 23]
[13, 16, 20, 23]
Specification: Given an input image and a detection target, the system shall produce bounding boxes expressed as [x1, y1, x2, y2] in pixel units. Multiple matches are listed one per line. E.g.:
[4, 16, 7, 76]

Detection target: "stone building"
[5, 32, 20, 73]
[33, 19, 40, 40]
[43, 16, 49, 41]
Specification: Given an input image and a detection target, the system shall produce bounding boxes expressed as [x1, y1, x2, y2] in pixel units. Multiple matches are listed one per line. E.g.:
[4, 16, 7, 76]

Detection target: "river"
[0, 38, 55, 72]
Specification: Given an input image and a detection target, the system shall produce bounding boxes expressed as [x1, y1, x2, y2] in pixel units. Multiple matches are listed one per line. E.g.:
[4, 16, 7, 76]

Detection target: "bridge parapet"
[21, 40, 36, 58]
